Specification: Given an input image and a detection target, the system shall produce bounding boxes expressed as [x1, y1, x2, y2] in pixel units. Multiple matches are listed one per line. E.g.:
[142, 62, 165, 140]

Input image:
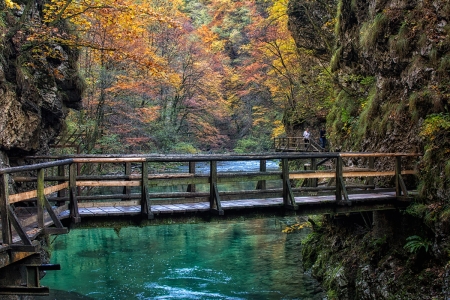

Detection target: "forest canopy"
[7, 0, 332, 154]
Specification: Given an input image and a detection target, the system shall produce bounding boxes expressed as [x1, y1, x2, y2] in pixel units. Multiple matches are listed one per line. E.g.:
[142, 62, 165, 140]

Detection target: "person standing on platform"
[319, 127, 326, 149]
[303, 128, 310, 150]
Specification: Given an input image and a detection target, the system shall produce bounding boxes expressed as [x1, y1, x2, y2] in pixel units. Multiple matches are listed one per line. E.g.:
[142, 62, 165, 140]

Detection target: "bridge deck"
[0, 190, 402, 251]
[66, 191, 399, 217]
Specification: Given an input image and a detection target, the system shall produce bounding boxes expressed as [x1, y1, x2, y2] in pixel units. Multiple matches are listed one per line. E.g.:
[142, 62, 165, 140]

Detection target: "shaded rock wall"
[288, 0, 449, 299]
[0, 1, 83, 166]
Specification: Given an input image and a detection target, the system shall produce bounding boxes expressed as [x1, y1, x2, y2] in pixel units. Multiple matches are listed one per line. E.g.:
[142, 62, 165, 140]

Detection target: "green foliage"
[359, 13, 388, 51]
[233, 137, 261, 153]
[371, 235, 387, 249]
[420, 113, 450, 142]
[406, 203, 428, 219]
[171, 142, 198, 154]
[327, 289, 338, 299]
[389, 22, 409, 58]
[439, 54, 450, 74]
[96, 134, 121, 153]
[330, 46, 341, 72]
[403, 235, 431, 254]
[323, 265, 344, 296]
[301, 231, 319, 246]
[334, 0, 343, 36]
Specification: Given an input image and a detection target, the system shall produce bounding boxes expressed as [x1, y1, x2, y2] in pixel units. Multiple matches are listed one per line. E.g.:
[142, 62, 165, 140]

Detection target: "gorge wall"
[288, 0, 449, 299]
[0, 1, 83, 169]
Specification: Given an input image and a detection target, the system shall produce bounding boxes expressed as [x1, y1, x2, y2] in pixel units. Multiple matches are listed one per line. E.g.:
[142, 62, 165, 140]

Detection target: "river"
[40, 160, 325, 299]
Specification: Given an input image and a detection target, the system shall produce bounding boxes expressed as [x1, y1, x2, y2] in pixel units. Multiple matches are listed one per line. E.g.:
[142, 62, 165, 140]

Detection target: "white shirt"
[303, 130, 310, 139]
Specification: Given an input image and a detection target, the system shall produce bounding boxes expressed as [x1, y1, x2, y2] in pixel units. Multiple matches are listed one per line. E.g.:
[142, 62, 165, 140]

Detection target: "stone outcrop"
[0, 1, 83, 166]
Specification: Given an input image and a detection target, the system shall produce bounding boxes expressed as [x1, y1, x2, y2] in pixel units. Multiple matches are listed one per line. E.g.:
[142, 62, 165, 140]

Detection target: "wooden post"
[37, 168, 45, 228]
[187, 162, 196, 192]
[69, 163, 80, 223]
[0, 173, 12, 245]
[311, 158, 317, 187]
[122, 162, 131, 199]
[335, 156, 343, 202]
[141, 161, 153, 219]
[77, 161, 81, 196]
[367, 157, 374, 188]
[395, 156, 402, 197]
[210, 160, 217, 210]
[282, 158, 289, 206]
[256, 159, 266, 190]
[57, 165, 66, 206]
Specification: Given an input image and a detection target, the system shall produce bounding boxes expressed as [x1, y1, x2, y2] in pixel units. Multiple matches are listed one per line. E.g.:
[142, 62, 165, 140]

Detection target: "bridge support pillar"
[372, 210, 396, 240]
[0, 251, 61, 298]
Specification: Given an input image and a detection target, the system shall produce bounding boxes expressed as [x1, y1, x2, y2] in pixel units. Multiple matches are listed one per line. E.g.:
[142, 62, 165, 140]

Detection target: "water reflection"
[41, 217, 324, 299]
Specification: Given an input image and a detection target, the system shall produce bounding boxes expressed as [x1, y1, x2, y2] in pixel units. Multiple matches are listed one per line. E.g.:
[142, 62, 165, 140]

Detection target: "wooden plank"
[72, 157, 147, 163]
[289, 170, 416, 179]
[100, 207, 125, 216]
[77, 180, 141, 187]
[115, 206, 141, 214]
[339, 153, 421, 157]
[9, 182, 69, 203]
[78, 200, 140, 208]
[78, 208, 95, 216]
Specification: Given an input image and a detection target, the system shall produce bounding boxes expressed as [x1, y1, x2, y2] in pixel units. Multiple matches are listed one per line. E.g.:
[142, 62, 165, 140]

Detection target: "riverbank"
[302, 210, 449, 299]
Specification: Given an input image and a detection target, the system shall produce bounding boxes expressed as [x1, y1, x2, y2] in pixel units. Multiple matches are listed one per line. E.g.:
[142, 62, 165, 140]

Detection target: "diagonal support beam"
[42, 196, 67, 235]
[8, 206, 32, 246]
[212, 183, 224, 215]
[285, 178, 298, 210]
[339, 176, 351, 205]
[397, 174, 409, 197]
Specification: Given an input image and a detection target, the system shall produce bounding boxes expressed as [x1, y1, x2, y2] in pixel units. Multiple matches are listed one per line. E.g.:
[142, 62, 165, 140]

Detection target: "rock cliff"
[288, 0, 449, 299]
[0, 1, 83, 167]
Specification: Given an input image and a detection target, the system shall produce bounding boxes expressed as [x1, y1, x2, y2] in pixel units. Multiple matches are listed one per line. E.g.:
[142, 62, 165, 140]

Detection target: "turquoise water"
[41, 217, 324, 299]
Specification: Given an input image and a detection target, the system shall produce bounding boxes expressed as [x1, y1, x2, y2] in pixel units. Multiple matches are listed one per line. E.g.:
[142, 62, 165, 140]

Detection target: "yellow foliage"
[271, 120, 285, 138]
[5, 0, 20, 9]
[282, 222, 311, 233]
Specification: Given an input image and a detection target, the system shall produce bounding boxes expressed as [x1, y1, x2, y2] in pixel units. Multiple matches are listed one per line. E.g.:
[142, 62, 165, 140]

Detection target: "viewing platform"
[274, 137, 326, 152]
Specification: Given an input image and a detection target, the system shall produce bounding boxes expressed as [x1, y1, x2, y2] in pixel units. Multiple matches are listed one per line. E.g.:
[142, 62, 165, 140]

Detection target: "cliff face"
[0, 1, 83, 166]
[331, 0, 449, 154]
[288, 0, 449, 299]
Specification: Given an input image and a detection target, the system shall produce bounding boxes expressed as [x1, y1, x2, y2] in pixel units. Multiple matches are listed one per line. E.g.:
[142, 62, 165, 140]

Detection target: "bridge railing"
[273, 137, 323, 152]
[0, 159, 73, 250]
[1, 152, 420, 247]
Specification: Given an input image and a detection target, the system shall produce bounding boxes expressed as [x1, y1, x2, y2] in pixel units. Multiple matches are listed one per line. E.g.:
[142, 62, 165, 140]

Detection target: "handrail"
[1, 152, 421, 248]
[0, 159, 73, 175]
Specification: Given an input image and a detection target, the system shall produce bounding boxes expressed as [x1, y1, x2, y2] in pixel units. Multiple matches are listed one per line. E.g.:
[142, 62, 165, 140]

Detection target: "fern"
[403, 235, 431, 253]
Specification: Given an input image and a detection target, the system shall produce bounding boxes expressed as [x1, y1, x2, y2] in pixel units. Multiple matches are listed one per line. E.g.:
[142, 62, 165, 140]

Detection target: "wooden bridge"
[0, 152, 419, 295]
[274, 137, 325, 152]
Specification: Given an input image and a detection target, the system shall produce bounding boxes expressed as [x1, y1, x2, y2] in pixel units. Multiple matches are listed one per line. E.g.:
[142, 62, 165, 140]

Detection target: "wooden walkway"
[274, 137, 325, 152]
[0, 152, 420, 292]
[66, 191, 399, 218]
[1, 189, 401, 251]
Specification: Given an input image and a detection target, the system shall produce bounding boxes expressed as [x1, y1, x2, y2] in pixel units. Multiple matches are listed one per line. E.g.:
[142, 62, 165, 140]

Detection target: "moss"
[359, 13, 388, 51]
[408, 90, 433, 120]
[389, 22, 410, 58]
[330, 46, 342, 72]
[438, 53, 450, 73]
[334, 0, 343, 36]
